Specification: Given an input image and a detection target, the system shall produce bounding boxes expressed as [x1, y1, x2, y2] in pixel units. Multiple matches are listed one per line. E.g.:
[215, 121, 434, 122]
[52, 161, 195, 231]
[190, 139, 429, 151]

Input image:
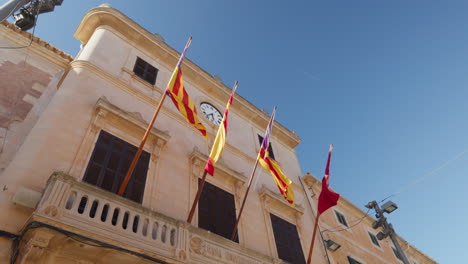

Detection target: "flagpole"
[117, 37, 192, 196]
[187, 81, 238, 223]
[187, 170, 208, 223]
[307, 213, 321, 264]
[231, 108, 276, 241]
[230, 158, 260, 241]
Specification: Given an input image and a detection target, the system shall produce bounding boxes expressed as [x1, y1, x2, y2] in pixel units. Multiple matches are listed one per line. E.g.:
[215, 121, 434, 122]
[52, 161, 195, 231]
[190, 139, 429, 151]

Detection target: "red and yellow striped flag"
[166, 37, 207, 139]
[204, 82, 238, 176]
[259, 148, 295, 205]
[257, 108, 295, 205]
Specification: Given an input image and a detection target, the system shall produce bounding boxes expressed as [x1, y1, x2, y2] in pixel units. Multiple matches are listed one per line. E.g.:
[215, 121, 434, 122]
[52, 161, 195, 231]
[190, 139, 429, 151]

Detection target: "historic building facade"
[0, 5, 437, 264]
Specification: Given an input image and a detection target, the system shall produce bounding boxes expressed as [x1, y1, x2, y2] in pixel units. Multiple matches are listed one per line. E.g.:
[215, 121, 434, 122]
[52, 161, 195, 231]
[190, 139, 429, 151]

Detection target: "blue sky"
[9, 0, 468, 262]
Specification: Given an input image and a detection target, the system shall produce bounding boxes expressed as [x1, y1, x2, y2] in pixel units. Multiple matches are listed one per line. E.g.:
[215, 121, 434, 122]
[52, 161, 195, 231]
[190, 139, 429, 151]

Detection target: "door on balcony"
[198, 180, 238, 242]
[83, 130, 150, 203]
[270, 213, 306, 264]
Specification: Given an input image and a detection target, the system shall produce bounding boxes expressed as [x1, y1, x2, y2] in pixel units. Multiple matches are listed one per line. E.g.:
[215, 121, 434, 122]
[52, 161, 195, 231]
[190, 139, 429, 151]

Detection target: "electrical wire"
[0, 0, 28, 24]
[0, 0, 40, 50]
[321, 208, 371, 234]
[67, 234, 106, 248]
[379, 149, 468, 204]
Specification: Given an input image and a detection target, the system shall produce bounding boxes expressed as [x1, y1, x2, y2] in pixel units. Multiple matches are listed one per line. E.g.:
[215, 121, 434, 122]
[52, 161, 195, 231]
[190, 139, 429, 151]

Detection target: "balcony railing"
[34, 172, 285, 264]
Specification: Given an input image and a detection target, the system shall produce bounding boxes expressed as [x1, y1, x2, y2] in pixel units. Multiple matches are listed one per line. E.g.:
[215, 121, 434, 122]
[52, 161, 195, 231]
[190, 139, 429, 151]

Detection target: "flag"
[204, 82, 238, 176]
[317, 145, 340, 215]
[166, 37, 207, 139]
[258, 108, 295, 205]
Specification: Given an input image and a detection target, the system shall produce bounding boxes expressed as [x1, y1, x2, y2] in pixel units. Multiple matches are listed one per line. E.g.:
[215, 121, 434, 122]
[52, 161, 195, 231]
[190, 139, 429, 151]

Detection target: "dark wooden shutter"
[83, 130, 150, 203]
[198, 180, 238, 242]
[133, 57, 158, 85]
[257, 135, 276, 160]
[270, 214, 306, 264]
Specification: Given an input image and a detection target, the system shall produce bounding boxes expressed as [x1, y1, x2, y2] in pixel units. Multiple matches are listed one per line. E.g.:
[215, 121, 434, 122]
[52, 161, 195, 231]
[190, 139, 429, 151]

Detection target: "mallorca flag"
[166, 37, 207, 139]
[317, 145, 340, 215]
[204, 82, 238, 176]
[258, 108, 295, 205]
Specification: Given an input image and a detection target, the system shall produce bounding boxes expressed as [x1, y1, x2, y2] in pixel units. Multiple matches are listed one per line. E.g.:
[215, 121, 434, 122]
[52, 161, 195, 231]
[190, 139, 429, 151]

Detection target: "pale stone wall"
[0, 23, 71, 175]
[0, 22, 72, 263]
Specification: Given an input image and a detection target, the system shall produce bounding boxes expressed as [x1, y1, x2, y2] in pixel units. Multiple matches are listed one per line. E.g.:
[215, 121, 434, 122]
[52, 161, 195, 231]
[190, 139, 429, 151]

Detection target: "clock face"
[200, 102, 223, 126]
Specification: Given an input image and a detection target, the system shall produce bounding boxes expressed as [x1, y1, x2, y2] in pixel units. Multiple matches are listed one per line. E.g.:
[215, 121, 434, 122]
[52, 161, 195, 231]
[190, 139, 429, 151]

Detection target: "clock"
[200, 102, 223, 126]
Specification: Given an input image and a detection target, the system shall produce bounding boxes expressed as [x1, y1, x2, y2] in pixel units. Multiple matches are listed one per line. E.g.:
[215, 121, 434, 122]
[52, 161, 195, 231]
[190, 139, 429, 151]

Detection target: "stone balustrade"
[34, 172, 285, 264]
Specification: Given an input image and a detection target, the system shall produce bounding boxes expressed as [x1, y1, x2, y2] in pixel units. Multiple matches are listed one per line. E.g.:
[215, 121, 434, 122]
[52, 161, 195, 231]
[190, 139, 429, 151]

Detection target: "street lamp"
[324, 239, 341, 251]
[381, 201, 398, 214]
[365, 200, 410, 264]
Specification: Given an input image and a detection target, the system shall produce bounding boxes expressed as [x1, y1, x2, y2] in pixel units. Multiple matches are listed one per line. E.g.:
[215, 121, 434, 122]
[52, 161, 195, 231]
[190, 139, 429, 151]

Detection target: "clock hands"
[200, 102, 222, 125]
[207, 113, 214, 121]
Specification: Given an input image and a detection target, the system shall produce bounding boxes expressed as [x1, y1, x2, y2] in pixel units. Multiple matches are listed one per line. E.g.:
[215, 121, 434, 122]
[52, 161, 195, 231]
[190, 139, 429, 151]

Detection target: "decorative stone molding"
[68, 97, 170, 181]
[94, 97, 170, 145]
[259, 187, 304, 216]
[189, 148, 247, 185]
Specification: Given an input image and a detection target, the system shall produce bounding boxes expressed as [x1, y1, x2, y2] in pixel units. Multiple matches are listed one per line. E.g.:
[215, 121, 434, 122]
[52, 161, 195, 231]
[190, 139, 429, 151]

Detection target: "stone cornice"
[0, 21, 73, 65]
[73, 6, 301, 149]
[94, 97, 171, 145]
[259, 187, 304, 215]
[190, 148, 247, 184]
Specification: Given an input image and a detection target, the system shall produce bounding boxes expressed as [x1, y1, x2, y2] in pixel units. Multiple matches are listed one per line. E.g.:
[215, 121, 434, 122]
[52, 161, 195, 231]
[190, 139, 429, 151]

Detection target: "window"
[198, 180, 238, 242]
[368, 232, 380, 247]
[258, 135, 275, 160]
[392, 247, 404, 262]
[347, 256, 363, 264]
[83, 130, 150, 203]
[270, 214, 306, 264]
[133, 57, 158, 85]
[334, 210, 348, 227]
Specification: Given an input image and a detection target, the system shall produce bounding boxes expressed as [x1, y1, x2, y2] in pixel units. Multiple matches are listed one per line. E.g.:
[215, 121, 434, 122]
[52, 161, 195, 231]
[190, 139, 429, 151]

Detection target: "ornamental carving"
[190, 237, 204, 255]
[177, 249, 187, 261]
[44, 205, 59, 217]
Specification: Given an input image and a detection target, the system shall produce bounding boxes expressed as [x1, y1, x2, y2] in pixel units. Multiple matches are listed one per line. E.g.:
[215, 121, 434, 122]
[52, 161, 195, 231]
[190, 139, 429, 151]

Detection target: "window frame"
[70, 99, 170, 208]
[82, 130, 150, 204]
[133, 57, 158, 85]
[334, 210, 349, 227]
[197, 179, 239, 242]
[347, 256, 364, 264]
[269, 213, 306, 264]
[368, 231, 380, 247]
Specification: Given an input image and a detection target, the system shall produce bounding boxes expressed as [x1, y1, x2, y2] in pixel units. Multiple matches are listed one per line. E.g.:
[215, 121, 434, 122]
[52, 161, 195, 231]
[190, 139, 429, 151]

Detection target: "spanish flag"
[258, 108, 295, 205]
[166, 37, 207, 139]
[204, 82, 238, 176]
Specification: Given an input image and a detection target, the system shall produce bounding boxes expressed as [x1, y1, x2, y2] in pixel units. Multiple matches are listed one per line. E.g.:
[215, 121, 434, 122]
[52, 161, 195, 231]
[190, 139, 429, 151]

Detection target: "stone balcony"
[26, 172, 286, 264]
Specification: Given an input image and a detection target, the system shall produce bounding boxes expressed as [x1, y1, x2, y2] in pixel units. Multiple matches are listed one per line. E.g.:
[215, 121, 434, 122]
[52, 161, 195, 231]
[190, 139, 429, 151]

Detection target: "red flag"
[318, 145, 340, 215]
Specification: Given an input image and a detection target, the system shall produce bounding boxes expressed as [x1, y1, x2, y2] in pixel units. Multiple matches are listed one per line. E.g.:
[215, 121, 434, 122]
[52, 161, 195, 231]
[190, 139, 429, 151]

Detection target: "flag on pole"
[204, 82, 238, 176]
[317, 145, 340, 215]
[166, 37, 208, 139]
[257, 108, 295, 205]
